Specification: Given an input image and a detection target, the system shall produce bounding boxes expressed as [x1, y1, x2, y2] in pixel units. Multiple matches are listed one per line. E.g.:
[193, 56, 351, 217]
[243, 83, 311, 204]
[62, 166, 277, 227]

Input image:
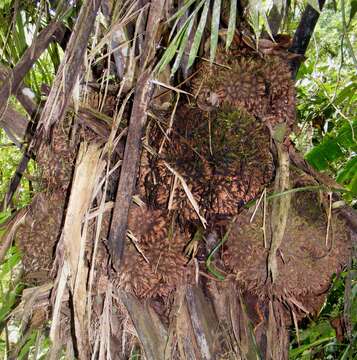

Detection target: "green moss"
[206, 108, 264, 164]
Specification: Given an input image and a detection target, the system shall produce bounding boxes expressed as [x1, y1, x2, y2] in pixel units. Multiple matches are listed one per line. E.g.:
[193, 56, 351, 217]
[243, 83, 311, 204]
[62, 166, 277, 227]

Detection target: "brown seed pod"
[222, 171, 351, 317]
[145, 105, 274, 222]
[190, 46, 296, 131]
[113, 206, 192, 299]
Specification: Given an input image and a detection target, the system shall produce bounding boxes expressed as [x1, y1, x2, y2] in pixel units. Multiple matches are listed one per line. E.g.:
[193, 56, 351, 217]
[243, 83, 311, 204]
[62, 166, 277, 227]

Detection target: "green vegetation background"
[0, 0, 356, 358]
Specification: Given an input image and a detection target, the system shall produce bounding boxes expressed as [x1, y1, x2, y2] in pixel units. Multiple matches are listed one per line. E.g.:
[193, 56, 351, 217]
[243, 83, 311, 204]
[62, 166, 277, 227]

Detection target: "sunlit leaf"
[305, 137, 343, 170]
[155, 23, 188, 73]
[273, 0, 284, 13]
[305, 119, 357, 171]
[347, 168, 357, 195]
[336, 156, 357, 184]
[289, 336, 335, 358]
[0, 283, 24, 323]
[168, 17, 184, 42]
[0, 247, 21, 277]
[348, 0, 357, 22]
[335, 83, 357, 106]
[248, 0, 261, 46]
[350, 0, 357, 23]
[307, 0, 321, 13]
[0, 0, 12, 10]
[166, 0, 198, 23]
[336, 120, 357, 149]
[187, 0, 209, 69]
[0, 210, 11, 225]
[210, 0, 221, 63]
[159, 0, 206, 73]
[262, 10, 274, 41]
[171, 16, 195, 75]
[226, 0, 237, 50]
[18, 331, 38, 360]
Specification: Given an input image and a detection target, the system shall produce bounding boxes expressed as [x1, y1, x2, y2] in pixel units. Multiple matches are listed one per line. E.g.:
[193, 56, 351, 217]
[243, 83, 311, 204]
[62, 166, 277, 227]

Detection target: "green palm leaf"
[226, 0, 237, 50]
[187, 0, 209, 70]
[210, 0, 221, 63]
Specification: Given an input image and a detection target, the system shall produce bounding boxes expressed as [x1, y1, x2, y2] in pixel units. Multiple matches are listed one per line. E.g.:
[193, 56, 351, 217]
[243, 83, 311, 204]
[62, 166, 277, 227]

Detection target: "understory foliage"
[0, 0, 356, 359]
[296, 2, 357, 201]
[289, 3, 357, 358]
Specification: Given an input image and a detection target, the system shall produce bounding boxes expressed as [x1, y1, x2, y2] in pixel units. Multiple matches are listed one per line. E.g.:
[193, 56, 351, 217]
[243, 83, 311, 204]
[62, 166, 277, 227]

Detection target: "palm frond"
[187, 0, 209, 69]
[226, 0, 237, 50]
[210, 0, 221, 63]
[159, 0, 278, 73]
